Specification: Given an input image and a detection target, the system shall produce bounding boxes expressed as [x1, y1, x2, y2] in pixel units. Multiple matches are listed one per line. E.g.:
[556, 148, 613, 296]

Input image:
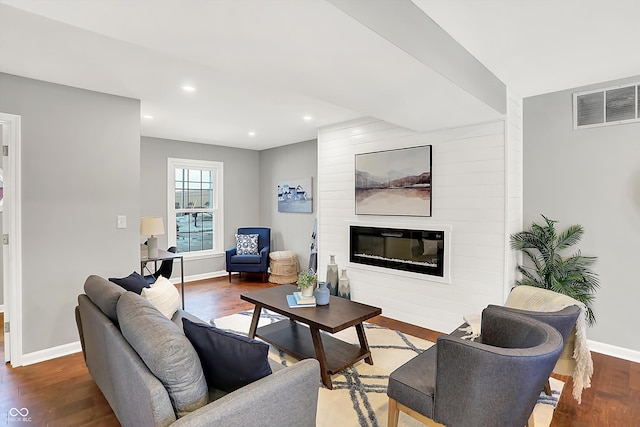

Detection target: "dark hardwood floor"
[1, 276, 638, 426]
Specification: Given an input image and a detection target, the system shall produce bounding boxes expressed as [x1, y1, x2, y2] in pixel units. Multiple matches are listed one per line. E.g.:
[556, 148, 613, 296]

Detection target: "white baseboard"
[171, 270, 229, 284]
[588, 339, 640, 363]
[21, 341, 82, 366]
[0, 304, 4, 313]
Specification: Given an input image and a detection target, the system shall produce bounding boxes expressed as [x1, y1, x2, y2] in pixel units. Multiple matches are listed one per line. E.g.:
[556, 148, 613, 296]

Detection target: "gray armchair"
[387, 306, 563, 427]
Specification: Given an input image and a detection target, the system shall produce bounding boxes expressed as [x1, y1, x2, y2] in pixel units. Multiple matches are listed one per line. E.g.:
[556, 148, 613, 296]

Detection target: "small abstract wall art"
[355, 145, 432, 216]
[278, 177, 313, 213]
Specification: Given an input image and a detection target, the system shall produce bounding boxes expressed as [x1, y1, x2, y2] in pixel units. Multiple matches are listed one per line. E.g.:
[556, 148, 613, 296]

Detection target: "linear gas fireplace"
[350, 225, 445, 277]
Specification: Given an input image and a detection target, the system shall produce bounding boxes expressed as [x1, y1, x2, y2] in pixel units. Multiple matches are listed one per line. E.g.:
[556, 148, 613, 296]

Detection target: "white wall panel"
[318, 117, 510, 333]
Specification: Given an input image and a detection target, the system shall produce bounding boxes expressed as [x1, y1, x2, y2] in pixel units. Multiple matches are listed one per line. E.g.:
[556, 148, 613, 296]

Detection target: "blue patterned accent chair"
[226, 227, 271, 282]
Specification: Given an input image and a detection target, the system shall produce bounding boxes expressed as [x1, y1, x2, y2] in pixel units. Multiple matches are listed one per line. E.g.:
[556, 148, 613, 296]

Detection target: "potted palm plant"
[510, 215, 599, 325]
[297, 270, 317, 297]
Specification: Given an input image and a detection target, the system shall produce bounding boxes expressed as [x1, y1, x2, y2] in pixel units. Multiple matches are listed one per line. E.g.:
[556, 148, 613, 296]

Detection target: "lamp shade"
[140, 216, 165, 236]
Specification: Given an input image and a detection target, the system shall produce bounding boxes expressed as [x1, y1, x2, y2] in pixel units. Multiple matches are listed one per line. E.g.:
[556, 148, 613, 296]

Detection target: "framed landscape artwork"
[355, 145, 432, 216]
[278, 177, 313, 213]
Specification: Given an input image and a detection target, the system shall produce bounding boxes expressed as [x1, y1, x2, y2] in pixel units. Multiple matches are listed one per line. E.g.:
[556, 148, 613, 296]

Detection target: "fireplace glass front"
[350, 226, 444, 277]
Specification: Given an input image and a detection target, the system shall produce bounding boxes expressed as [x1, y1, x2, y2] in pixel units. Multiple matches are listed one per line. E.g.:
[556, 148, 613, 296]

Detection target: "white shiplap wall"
[317, 117, 510, 333]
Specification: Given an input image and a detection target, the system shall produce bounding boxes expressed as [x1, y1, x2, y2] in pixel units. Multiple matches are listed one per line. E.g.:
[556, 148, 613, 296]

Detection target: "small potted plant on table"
[297, 270, 317, 297]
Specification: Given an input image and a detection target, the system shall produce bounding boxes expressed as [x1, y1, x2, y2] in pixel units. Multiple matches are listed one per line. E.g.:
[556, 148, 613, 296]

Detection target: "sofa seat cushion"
[182, 318, 272, 393]
[109, 271, 150, 294]
[387, 345, 436, 418]
[229, 254, 262, 264]
[84, 275, 126, 323]
[117, 292, 208, 418]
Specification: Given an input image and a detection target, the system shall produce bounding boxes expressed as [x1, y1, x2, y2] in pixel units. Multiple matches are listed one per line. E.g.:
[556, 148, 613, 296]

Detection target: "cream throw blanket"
[460, 286, 593, 403]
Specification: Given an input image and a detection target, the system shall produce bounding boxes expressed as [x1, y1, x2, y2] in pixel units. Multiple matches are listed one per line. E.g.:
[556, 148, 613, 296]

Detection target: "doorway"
[0, 112, 23, 366]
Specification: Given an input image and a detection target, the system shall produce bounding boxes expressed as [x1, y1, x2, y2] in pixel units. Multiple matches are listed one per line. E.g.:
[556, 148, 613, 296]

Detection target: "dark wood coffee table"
[240, 284, 382, 389]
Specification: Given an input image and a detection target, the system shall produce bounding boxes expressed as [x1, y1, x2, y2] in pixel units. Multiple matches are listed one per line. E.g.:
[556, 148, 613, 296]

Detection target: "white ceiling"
[1, 0, 638, 150]
[413, 0, 640, 98]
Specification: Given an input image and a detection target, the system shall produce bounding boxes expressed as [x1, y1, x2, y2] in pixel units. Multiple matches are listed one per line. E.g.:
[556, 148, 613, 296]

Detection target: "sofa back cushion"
[84, 275, 126, 323]
[117, 292, 208, 418]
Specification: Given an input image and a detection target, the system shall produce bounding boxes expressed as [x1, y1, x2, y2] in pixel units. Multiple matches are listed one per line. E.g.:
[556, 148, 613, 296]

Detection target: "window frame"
[167, 157, 224, 259]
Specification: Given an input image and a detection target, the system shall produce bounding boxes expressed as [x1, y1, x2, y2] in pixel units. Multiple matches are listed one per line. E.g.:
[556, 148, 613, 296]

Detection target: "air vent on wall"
[573, 82, 640, 129]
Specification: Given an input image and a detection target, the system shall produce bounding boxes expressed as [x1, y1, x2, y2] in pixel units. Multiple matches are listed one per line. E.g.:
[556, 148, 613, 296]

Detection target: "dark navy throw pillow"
[182, 318, 272, 392]
[108, 271, 150, 294]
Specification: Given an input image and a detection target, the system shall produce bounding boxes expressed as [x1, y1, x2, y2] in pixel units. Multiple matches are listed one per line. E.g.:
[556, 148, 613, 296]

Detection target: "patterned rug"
[213, 310, 563, 427]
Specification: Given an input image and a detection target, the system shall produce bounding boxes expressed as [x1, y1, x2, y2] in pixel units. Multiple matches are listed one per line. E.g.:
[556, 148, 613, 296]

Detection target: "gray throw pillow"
[117, 292, 207, 417]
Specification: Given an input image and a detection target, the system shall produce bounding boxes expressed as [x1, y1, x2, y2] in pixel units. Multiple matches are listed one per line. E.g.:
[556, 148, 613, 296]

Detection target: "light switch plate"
[116, 215, 127, 229]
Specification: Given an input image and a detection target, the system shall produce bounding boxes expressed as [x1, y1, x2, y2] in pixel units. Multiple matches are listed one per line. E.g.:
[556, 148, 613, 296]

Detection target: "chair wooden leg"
[544, 379, 552, 396]
[228, 272, 232, 282]
[388, 398, 399, 427]
[527, 410, 535, 427]
[262, 272, 266, 282]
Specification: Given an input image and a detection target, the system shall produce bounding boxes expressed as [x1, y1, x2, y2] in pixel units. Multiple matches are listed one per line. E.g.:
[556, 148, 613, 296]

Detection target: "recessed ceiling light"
[182, 85, 196, 92]
[303, 116, 313, 121]
[248, 131, 256, 137]
[143, 114, 154, 119]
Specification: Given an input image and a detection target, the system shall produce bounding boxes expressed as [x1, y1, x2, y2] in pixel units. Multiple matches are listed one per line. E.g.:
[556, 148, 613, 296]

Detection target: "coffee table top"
[240, 284, 382, 334]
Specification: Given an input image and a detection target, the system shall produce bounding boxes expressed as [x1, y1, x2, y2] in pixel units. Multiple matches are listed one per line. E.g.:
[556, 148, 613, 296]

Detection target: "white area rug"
[213, 310, 564, 427]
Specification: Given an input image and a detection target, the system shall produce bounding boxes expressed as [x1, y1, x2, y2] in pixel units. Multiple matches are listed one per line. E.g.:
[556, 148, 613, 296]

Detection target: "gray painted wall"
[523, 75, 640, 352]
[140, 136, 260, 277]
[0, 73, 141, 354]
[259, 139, 317, 272]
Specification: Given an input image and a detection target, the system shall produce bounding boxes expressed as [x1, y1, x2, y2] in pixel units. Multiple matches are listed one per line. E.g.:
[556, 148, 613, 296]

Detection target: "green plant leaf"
[510, 214, 599, 326]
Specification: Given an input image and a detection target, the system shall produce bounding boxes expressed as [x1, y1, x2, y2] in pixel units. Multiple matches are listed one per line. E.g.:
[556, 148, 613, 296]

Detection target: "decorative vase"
[338, 269, 351, 300]
[301, 285, 314, 297]
[315, 282, 330, 305]
[326, 254, 339, 296]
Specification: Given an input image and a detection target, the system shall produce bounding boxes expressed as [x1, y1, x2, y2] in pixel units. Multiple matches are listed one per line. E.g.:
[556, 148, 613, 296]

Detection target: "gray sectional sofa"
[75, 275, 321, 427]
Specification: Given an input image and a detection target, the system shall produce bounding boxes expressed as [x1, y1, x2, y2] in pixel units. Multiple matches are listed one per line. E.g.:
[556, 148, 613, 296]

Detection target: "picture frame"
[278, 177, 313, 213]
[355, 145, 432, 216]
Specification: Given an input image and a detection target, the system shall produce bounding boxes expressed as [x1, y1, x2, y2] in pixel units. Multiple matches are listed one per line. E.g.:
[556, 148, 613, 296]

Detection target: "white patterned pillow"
[141, 276, 181, 319]
[236, 233, 259, 255]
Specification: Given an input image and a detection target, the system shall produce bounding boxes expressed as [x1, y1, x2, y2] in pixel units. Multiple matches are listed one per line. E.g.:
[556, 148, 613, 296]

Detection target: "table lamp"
[140, 216, 165, 258]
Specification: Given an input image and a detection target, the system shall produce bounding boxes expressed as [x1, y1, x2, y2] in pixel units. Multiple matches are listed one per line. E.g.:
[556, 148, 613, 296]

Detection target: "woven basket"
[269, 251, 299, 284]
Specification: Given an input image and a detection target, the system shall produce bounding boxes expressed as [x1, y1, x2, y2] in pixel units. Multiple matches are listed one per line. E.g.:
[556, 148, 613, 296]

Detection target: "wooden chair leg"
[228, 272, 232, 282]
[544, 379, 552, 396]
[262, 272, 266, 282]
[527, 410, 535, 427]
[388, 398, 399, 427]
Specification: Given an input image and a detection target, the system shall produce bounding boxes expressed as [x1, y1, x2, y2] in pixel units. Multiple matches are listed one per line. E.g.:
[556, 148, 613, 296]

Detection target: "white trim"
[588, 339, 640, 363]
[180, 251, 224, 262]
[0, 113, 23, 366]
[21, 341, 82, 366]
[502, 118, 510, 302]
[0, 304, 4, 313]
[172, 270, 229, 284]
